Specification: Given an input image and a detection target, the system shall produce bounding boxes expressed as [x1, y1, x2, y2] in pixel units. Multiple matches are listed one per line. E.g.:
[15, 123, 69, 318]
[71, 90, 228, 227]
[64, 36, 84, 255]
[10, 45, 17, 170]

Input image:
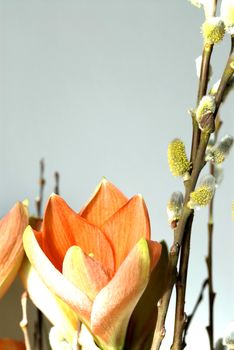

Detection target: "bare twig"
[171, 214, 194, 350]
[205, 117, 222, 349]
[76, 322, 82, 350]
[54, 171, 60, 195]
[34, 159, 46, 350]
[20, 292, 32, 350]
[191, 43, 213, 164]
[182, 278, 208, 347]
[35, 159, 46, 218]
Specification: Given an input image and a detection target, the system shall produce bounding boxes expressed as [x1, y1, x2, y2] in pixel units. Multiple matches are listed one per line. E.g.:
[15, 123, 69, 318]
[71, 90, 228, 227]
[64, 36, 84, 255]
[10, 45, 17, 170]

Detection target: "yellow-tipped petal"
[19, 258, 78, 343]
[63, 246, 111, 301]
[23, 226, 92, 325]
[90, 239, 161, 350]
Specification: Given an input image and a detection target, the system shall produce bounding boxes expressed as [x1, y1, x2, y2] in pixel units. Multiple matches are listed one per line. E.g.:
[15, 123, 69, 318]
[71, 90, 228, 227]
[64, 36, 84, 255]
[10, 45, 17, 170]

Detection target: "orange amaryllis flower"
[0, 339, 25, 350]
[0, 202, 28, 298]
[23, 179, 162, 350]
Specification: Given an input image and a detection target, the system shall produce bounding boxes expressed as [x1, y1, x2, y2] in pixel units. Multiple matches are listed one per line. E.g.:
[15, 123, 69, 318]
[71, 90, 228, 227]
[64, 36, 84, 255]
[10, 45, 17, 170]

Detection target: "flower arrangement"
[1, 1, 234, 350]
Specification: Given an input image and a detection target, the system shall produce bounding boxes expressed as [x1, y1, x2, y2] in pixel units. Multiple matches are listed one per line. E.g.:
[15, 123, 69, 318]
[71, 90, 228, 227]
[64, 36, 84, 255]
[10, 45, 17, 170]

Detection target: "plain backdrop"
[0, 1, 233, 349]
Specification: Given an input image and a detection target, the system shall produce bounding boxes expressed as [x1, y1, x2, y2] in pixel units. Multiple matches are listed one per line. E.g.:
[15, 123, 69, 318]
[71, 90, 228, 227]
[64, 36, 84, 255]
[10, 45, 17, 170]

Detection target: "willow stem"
[171, 214, 194, 350]
[35, 159, 45, 218]
[191, 44, 213, 164]
[151, 32, 234, 350]
[182, 278, 209, 347]
[20, 292, 32, 350]
[206, 209, 215, 350]
[34, 159, 46, 350]
[171, 41, 214, 350]
[150, 134, 209, 350]
[54, 171, 60, 195]
[205, 115, 221, 349]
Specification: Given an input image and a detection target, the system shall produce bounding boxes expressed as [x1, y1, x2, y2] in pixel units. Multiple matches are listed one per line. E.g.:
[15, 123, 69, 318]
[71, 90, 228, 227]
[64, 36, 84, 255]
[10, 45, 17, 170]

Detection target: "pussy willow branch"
[172, 39, 214, 350]
[150, 35, 234, 350]
[171, 214, 194, 350]
[182, 278, 209, 347]
[191, 43, 213, 163]
[35, 159, 46, 350]
[206, 118, 222, 349]
[206, 184, 216, 350]
[191, 2, 216, 163]
[150, 135, 208, 350]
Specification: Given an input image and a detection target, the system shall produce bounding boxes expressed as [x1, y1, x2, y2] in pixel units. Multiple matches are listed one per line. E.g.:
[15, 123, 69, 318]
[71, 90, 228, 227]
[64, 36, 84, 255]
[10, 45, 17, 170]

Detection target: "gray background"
[0, 1, 233, 349]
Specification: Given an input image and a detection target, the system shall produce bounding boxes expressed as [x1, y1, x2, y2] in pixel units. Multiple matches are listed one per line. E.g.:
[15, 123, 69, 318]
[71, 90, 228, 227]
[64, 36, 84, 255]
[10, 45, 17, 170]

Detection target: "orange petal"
[41, 195, 114, 272]
[0, 339, 25, 350]
[20, 257, 79, 343]
[90, 238, 160, 350]
[63, 246, 112, 301]
[101, 195, 151, 270]
[23, 226, 92, 325]
[0, 202, 28, 298]
[79, 178, 128, 228]
[125, 241, 168, 350]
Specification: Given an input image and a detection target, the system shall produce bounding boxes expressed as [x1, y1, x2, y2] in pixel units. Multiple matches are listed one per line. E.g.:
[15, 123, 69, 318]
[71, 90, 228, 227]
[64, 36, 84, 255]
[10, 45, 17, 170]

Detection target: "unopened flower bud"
[196, 95, 216, 132]
[188, 0, 202, 8]
[221, 0, 234, 34]
[168, 139, 191, 178]
[202, 17, 225, 44]
[188, 174, 216, 209]
[223, 321, 234, 349]
[188, 0, 216, 19]
[167, 191, 184, 228]
[215, 338, 225, 350]
[210, 79, 221, 95]
[206, 135, 234, 163]
[213, 164, 224, 187]
[196, 55, 212, 80]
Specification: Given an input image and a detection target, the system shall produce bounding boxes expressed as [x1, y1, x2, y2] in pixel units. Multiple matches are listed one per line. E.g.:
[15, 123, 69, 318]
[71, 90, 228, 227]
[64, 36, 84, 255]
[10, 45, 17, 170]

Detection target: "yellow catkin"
[189, 186, 214, 207]
[202, 17, 225, 44]
[168, 139, 190, 177]
[188, 174, 216, 209]
[212, 149, 225, 164]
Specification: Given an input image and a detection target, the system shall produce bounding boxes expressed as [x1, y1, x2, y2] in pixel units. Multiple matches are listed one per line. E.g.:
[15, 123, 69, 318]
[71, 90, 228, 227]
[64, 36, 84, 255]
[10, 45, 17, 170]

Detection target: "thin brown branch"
[171, 214, 194, 350]
[150, 134, 209, 350]
[151, 31, 234, 350]
[214, 35, 234, 113]
[76, 322, 82, 350]
[54, 171, 60, 195]
[34, 159, 46, 350]
[35, 159, 46, 218]
[205, 118, 221, 349]
[182, 278, 209, 347]
[19, 292, 32, 350]
[191, 44, 213, 164]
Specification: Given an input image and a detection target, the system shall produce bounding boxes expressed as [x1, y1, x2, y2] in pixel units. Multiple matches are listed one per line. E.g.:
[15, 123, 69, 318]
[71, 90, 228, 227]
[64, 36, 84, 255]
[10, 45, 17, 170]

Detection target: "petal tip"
[100, 176, 108, 184]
